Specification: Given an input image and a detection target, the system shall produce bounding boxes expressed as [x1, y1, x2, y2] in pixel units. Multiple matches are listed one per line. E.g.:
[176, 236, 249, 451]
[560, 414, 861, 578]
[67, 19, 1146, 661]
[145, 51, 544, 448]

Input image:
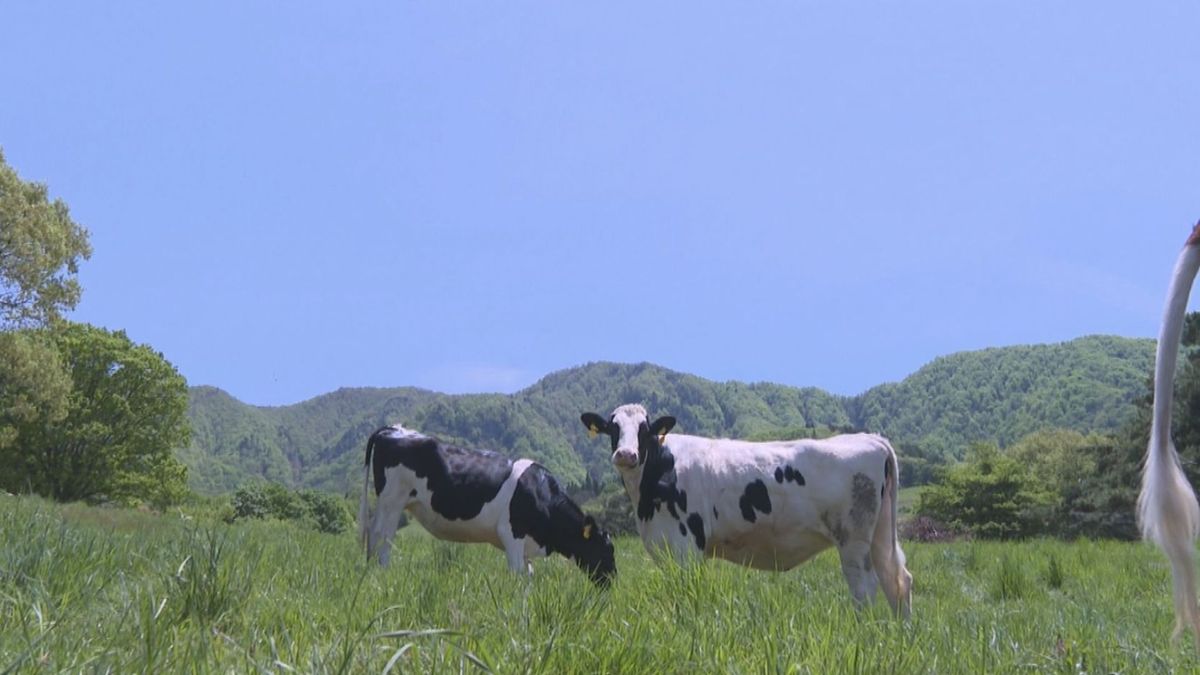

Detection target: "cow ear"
[580, 413, 607, 439]
[649, 416, 676, 441]
[582, 515, 597, 540]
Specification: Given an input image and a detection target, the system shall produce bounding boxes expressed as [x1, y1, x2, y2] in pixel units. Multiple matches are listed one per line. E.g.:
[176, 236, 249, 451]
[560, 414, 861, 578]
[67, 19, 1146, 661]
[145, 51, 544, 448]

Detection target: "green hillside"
[181, 335, 1155, 494]
[850, 335, 1156, 458]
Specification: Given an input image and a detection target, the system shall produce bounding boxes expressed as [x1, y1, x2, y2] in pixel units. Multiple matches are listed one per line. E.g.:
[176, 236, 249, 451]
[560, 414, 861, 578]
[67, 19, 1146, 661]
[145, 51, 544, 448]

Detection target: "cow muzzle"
[612, 447, 638, 469]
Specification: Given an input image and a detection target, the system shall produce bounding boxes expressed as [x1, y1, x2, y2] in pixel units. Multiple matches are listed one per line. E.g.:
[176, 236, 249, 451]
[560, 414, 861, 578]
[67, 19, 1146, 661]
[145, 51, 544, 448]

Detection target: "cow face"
[576, 514, 617, 586]
[581, 404, 676, 471]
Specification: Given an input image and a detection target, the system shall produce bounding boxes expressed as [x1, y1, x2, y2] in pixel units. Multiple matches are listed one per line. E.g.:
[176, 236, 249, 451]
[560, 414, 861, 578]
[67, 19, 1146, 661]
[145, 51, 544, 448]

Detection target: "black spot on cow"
[774, 465, 805, 486]
[636, 430, 687, 522]
[784, 465, 805, 486]
[686, 513, 706, 552]
[509, 463, 616, 585]
[368, 428, 512, 521]
[712, 507, 719, 520]
[738, 480, 772, 523]
[409, 489, 418, 497]
[679, 522, 687, 536]
[849, 472, 879, 530]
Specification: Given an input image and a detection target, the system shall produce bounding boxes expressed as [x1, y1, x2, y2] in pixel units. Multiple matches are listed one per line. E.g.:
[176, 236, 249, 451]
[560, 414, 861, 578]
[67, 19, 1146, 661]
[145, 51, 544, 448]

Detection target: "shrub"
[584, 487, 637, 536]
[228, 483, 350, 534]
[296, 489, 352, 534]
[917, 443, 1053, 539]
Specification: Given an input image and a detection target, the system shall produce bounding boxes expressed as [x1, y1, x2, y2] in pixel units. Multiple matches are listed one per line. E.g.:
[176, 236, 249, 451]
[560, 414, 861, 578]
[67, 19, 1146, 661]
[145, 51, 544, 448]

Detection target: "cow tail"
[359, 429, 381, 561]
[879, 439, 912, 617]
[1139, 222, 1200, 646]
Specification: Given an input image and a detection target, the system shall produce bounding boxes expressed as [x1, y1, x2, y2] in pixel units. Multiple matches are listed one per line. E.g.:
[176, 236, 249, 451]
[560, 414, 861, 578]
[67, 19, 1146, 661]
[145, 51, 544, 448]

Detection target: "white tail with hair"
[1139, 222, 1200, 646]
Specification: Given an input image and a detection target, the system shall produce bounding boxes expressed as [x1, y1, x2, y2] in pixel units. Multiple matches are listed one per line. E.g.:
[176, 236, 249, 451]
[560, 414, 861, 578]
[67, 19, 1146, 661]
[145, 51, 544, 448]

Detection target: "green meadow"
[2, 495, 1197, 674]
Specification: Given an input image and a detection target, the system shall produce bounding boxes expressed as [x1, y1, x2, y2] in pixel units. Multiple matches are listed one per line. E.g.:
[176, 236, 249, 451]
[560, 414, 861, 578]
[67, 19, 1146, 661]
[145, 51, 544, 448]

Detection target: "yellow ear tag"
[659, 432, 668, 446]
[588, 424, 599, 439]
[583, 523, 593, 540]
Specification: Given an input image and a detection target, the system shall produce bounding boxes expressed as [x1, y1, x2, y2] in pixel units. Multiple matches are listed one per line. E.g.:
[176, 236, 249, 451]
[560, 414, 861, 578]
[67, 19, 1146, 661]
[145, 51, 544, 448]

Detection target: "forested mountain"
[181, 335, 1155, 494]
[851, 335, 1156, 458]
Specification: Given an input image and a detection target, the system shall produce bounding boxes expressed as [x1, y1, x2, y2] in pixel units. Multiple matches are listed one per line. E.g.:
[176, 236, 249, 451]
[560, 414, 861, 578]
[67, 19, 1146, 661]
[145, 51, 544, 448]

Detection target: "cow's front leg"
[504, 540, 532, 577]
[642, 526, 696, 566]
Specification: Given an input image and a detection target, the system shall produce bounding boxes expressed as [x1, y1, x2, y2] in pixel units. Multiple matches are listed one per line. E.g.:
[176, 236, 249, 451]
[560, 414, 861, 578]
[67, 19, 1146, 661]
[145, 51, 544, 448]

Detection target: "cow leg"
[370, 499, 406, 567]
[837, 539, 880, 609]
[504, 540, 532, 577]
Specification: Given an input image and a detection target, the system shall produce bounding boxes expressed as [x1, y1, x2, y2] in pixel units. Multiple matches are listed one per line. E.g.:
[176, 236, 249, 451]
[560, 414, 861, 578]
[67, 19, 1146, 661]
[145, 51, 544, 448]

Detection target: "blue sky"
[3, 2, 1198, 406]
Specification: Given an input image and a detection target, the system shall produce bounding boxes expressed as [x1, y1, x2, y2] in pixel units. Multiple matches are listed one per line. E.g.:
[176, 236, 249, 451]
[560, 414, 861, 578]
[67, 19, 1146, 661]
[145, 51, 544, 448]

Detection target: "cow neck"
[634, 439, 687, 523]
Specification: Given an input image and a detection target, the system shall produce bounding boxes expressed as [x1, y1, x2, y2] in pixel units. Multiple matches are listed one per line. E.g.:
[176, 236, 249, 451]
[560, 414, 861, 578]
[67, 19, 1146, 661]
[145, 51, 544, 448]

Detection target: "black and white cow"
[359, 424, 616, 586]
[581, 404, 912, 615]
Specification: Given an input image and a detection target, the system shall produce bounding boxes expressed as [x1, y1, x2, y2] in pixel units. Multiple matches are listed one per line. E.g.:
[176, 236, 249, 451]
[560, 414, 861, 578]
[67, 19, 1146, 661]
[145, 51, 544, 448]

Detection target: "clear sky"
[3, 2, 1198, 406]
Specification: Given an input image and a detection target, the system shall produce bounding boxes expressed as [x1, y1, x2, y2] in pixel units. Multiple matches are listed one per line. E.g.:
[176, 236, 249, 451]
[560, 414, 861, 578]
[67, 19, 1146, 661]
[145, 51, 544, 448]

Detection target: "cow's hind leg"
[369, 498, 407, 567]
[837, 538, 880, 609]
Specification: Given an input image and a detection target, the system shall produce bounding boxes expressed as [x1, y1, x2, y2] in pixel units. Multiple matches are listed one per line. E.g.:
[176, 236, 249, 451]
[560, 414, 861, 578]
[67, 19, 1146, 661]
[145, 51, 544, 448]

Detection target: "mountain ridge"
[180, 334, 1156, 494]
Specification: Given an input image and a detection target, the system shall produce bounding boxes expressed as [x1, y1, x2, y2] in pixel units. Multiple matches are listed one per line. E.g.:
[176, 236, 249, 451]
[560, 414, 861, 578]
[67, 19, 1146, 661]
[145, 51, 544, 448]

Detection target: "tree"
[0, 323, 191, 506]
[917, 442, 1054, 539]
[0, 330, 70, 448]
[0, 148, 92, 329]
[0, 149, 91, 454]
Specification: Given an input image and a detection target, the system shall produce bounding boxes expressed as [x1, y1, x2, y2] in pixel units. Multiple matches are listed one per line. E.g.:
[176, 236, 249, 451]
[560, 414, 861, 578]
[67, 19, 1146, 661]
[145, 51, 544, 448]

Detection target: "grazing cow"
[1140, 221, 1200, 645]
[359, 424, 616, 586]
[581, 404, 912, 616]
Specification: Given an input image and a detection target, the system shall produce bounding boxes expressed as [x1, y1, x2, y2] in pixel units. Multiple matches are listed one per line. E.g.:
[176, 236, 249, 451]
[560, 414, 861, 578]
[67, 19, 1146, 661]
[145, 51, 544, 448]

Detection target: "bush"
[584, 487, 637, 536]
[917, 443, 1053, 539]
[228, 483, 350, 534]
[296, 489, 352, 534]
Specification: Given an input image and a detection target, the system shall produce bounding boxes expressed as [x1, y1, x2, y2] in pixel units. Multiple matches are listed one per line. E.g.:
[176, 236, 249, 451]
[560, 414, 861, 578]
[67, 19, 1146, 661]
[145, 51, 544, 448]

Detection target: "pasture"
[2, 495, 1197, 673]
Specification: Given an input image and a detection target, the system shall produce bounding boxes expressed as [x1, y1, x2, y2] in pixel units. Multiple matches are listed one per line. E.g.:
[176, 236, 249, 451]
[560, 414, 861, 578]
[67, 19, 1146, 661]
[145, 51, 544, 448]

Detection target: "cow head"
[580, 404, 676, 471]
[574, 514, 617, 587]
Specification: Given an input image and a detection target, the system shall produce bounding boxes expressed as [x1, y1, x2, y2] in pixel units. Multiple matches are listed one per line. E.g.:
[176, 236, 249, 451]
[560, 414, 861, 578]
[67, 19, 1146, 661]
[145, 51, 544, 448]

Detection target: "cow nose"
[613, 448, 638, 468]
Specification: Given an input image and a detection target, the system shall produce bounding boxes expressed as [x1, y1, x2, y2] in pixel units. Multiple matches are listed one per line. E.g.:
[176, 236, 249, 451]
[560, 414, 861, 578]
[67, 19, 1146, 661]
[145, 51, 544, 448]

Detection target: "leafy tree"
[1006, 429, 1101, 496]
[1, 323, 190, 506]
[0, 148, 92, 329]
[1056, 431, 1140, 539]
[917, 442, 1054, 539]
[0, 150, 91, 455]
[0, 330, 70, 449]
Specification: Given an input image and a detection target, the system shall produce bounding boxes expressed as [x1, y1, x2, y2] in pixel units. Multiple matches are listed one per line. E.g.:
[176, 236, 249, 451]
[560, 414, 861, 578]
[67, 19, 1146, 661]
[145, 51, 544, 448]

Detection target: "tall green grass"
[2, 494, 1197, 673]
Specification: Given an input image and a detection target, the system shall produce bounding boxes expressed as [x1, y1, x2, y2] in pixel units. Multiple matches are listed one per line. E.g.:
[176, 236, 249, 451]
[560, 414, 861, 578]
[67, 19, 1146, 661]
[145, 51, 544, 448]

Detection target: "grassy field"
[2, 495, 1198, 674]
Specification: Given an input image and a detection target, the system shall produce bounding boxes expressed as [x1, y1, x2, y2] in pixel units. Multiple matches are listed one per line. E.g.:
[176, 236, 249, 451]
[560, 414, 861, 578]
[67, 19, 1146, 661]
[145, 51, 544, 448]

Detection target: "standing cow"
[359, 424, 616, 586]
[581, 404, 911, 615]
